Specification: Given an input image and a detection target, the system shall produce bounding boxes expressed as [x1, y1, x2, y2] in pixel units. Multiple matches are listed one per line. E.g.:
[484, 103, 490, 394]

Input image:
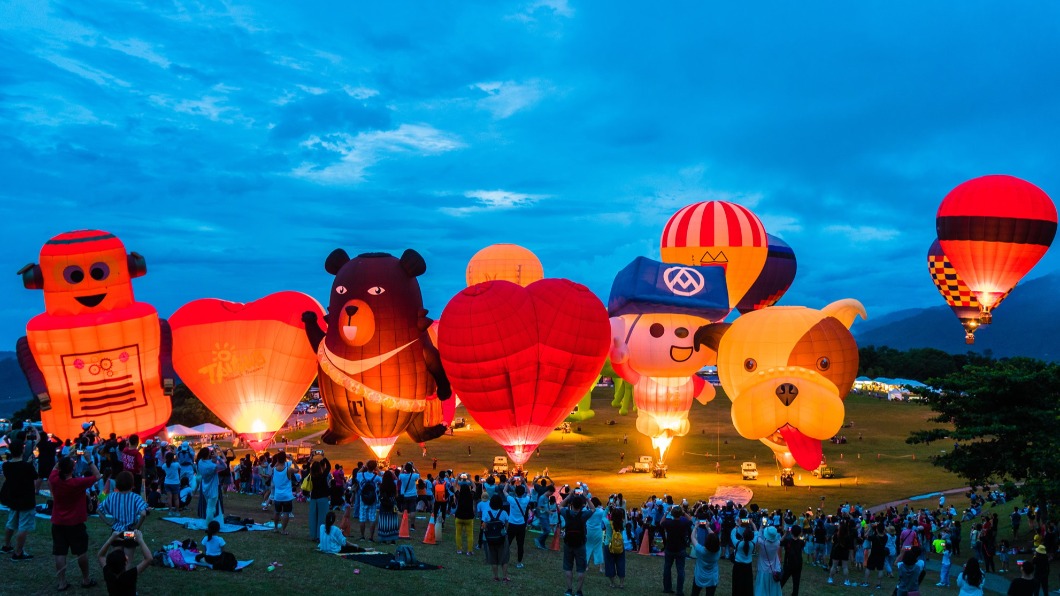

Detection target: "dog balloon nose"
[345, 305, 359, 316]
[775, 383, 799, 406]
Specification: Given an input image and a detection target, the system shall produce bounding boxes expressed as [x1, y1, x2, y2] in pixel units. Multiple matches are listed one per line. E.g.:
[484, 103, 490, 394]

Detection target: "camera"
[76, 450, 84, 456]
[315, 450, 324, 455]
[123, 531, 135, 539]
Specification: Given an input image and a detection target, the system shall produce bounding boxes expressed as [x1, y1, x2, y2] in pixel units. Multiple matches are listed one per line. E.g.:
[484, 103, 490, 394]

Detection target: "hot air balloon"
[16, 231, 174, 440]
[466, 243, 544, 287]
[305, 249, 450, 461]
[927, 240, 1010, 344]
[660, 200, 769, 311]
[936, 175, 1057, 323]
[437, 279, 610, 469]
[714, 300, 865, 471]
[169, 292, 324, 451]
[736, 234, 797, 314]
[607, 257, 729, 463]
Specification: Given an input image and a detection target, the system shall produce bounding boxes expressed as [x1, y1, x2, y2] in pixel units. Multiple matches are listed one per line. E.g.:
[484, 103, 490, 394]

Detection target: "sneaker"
[516, 562, 524, 568]
[565, 591, 573, 596]
[827, 578, 834, 585]
[0, 546, 12, 553]
[576, 591, 584, 596]
[875, 585, 882, 589]
[859, 582, 869, 587]
[843, 580, 852, 586]
[11, 553, 34, 561]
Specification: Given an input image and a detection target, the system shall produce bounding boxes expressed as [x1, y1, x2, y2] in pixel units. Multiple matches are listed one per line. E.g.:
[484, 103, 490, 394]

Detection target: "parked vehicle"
[634, 455, 653, 473]
[492, 456, 509, 474]
[741, 461, 759, 480]
[812, 465, 835, 479]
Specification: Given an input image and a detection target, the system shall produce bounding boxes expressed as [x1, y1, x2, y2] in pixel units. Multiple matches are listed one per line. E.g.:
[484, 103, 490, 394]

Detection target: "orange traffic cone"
[550, 528, 562, 551]
[422, 515, 437, 545]
[398, 510, 410, 539]
[637, 530, 651, 555]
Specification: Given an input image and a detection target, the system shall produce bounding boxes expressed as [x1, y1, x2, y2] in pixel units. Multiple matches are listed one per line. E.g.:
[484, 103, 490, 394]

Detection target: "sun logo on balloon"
[199, 342, 266, 384]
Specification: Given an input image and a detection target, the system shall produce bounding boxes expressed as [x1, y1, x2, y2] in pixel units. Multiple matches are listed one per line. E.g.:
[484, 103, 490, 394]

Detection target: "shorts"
[164, 483, 181, 496]
[5, 509, 36, 534]
[485, 540, 510, 565]
[274, 500, 293, 514]
[359, 503, 378, 523]
[52, 523, 89, 556]
[563, 543, 588, 573]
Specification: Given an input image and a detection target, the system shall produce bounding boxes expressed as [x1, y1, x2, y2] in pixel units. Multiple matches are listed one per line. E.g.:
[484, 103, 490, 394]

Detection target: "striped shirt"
[99, 491, 148, 532]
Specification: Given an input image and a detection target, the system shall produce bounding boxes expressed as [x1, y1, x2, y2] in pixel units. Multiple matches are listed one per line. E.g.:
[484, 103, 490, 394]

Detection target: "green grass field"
[5, 391, 1010, 595]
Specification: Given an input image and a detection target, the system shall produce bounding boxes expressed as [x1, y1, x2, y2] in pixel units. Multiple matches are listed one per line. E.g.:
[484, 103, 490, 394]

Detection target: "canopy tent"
[192, 423, 230, 435]
[166, 424, 204, 437]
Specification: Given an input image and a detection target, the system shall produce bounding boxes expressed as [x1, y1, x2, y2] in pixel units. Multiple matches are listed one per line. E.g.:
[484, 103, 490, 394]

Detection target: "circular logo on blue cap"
[663, 266, 706, 296]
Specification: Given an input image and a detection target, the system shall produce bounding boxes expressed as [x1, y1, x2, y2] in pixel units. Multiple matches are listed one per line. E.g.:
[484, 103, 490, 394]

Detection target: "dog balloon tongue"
[778, 425, 823, 471]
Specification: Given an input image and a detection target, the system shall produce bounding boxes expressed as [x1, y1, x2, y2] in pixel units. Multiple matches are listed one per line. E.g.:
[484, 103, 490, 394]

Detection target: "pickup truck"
[812, 465, 835, 479]
[634, 455, 653, 473]
[492, 456, 509, 474]
[741, 462, 759, 480]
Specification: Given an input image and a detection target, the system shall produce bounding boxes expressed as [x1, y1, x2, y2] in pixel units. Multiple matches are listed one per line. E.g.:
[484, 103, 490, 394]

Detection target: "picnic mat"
[162, 517, 273, 532]
[339, 553, 442, 571]
[164, 547, 254, 571]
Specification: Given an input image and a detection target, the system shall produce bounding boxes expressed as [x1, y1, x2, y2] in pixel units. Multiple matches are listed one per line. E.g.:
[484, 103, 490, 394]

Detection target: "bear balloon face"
[612, 312, 718, 378]
[716, 300, 866, 470]
[28, 230, 144, 317]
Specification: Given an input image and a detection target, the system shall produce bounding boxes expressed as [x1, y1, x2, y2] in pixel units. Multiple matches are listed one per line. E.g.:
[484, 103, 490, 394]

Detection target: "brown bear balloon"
[304, 249, 450, 456]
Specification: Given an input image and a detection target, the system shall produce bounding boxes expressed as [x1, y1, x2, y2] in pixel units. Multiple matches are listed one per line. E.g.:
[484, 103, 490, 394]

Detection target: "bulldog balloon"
[713, 300, 866, 471]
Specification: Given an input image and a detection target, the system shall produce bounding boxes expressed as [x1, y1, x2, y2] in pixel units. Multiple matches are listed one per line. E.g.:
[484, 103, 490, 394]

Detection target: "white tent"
[166, 424, 204, 437]
[192, 423, 230, 435]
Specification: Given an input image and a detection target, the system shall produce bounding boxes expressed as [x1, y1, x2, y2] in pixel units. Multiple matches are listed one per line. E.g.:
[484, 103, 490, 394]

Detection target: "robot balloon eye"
[63, 265, 85, 284]
[89, 262, 110, 281]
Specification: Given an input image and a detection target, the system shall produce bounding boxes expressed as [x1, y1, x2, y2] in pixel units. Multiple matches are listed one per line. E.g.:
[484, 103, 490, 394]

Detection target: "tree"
[168, 384, 224, 428]
[908, 357, 1060, 509]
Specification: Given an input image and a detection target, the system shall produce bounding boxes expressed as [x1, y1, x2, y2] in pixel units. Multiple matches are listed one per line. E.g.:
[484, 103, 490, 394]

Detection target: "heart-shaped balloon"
[170, 291, 324, 451]
[438, 279, 610, 466]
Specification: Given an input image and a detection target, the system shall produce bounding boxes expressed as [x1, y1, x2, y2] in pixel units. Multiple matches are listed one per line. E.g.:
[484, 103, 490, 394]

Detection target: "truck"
[741, 461, 759, 480]
[634, 455, 653, 473]
[492, 456, 509, 474]
[812, 465, 835, 479]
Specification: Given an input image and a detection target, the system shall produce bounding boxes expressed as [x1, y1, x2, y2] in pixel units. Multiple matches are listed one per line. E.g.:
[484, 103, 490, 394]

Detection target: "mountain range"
[854, 271, 1059, 362]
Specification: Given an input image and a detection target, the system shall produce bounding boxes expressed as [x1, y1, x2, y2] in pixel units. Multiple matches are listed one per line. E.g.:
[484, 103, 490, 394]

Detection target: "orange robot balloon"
[16, 230, 174, 439]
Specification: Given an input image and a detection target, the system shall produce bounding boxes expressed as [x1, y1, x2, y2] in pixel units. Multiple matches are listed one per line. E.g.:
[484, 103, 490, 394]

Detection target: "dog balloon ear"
[821, 299, 867, 329]
[694, 323, 730, 353]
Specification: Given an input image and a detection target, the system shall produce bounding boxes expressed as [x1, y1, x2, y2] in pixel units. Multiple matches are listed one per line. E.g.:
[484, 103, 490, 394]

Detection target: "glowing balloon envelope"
[936, 175, 1056, 321]
[466, 243, 544, 287]
[437, 279, 610, 467]
[16, 230, 173, 440]
[661, 200, 768, 310]
[737, 234, 796, 314]
[169, 292, 325, 451]
[927, 239, 1009, 344]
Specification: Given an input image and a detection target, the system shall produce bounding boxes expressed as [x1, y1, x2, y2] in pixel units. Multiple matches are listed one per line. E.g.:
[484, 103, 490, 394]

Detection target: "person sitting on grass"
[98, 530, 153, 596]
[195, 520, 237, 570]
[318, 511, 361, 554]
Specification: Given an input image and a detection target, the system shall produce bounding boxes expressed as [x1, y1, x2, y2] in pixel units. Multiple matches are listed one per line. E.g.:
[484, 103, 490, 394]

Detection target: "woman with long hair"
[376, 470, 400, 544]
[956, 557, 984, 596]
[161, 452, 181, 513]
[603, 506, 628, 589]
[307, 456, 332, 542]
[454, 477, 476, 556]
[690, 524, 720, 596]
[731, 519, 757, 595]
[318, 510, 360, 554]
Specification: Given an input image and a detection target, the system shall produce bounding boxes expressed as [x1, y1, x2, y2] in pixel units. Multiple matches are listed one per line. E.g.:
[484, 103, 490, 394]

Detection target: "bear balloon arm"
[693, 376, 715, 405]
[159, 319, 176, 395]
[421, 333, 452, 400]
[303, 311, 326, 352]
[16, 336, 50, 411]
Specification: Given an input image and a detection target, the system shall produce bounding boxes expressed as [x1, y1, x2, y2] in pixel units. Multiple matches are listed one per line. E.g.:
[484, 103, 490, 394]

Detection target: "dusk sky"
[3, 1, 1059, 344]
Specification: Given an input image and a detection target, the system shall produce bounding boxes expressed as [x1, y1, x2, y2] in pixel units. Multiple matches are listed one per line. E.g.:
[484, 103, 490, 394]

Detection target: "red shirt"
[49, 469, 98, 526]
[121, 447, 144, 474]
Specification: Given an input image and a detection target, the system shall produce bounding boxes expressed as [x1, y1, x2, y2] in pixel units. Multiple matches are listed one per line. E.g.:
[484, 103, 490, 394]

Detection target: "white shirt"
[318, 524, 348, 553]
[507, 495, 532, 525]
[202, 535, 225, 557]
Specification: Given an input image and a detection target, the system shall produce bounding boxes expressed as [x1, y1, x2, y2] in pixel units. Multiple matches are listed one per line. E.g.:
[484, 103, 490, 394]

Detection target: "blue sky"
[3, 0, 1059, 344]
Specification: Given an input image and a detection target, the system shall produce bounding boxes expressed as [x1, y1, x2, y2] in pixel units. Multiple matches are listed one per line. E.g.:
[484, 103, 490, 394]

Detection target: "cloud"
[472, 80, 550, 119]
[824, 225, 901, 243]
[292, 124, 464, 184]
[509, 0, 575, 23]
[440, 190, 549, 217]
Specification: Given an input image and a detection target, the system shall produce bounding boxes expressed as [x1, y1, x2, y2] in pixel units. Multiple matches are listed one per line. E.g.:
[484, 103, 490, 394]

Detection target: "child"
[998, 539, 1010, 573]
[146, 482, 164, 509]
[935, 541, 952, 587]
[198, 521, 226, 566]
[318, 511, 361, 554]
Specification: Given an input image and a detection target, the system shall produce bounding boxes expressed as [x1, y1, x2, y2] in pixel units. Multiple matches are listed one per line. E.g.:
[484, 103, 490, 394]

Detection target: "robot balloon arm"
[16, 336, 51, 411]
[421, 331, 452, 400]
[159, 320, 175, 396]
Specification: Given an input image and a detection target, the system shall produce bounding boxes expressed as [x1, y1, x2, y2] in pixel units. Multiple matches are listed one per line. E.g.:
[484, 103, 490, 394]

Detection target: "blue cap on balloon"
[608, 257, 729, 319]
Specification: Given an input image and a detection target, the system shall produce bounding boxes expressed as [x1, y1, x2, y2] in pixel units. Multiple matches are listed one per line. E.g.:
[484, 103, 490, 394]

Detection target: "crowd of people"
[4, 420, 1060, 596]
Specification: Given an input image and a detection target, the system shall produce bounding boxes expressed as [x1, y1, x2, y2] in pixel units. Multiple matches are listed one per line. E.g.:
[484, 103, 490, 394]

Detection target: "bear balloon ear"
[694, 323, 731, 353]
[821, 299, 867, 329]
[325, 249, 350, 276]
[400, 249, 426, 278]
[17, 263, 43, 290]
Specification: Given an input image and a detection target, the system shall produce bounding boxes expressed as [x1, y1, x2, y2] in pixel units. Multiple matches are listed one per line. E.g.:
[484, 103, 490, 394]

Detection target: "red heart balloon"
[170, 291, 324, 451]
[438, 279, 610, 466]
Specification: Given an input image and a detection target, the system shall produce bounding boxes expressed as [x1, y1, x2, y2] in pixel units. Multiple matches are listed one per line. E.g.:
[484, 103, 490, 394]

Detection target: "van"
[492, 456, 508, 474]
[634, 455, 653, 473]
[741, 462, 759, 480]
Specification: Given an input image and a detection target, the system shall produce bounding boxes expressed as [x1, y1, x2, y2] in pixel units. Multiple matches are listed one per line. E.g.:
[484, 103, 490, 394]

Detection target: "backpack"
[564, 510, 588, 547]
[609, 529, 624, 554]
[434, 482, 447, 501]
[359, 475, 377, 506]
[484, 511, 506, 543]
[394, 545, 417, 566]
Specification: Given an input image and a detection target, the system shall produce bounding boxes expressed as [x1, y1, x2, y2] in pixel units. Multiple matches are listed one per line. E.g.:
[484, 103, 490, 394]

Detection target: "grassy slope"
[6, 392, 1000, 595]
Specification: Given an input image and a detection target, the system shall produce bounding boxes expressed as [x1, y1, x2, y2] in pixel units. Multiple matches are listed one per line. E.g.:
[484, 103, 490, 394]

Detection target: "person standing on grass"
[1011, 506, 1022, 540]
[559, 492, 594, 596]
[355, 460, 381, 542]
[863, 522, 888, 588]
[195, 447, 223, 524]
[307, 455, 332, 542]
[731, 521, 757, 595]
[482, 493, 511, 583]
[397, 462, 420, 531]
[956, 557, 984, 596]
[376, 470, 400, 545]
[1007, 558, 1036, 596]
[755, 524, 783, 596]
[896, 547, 925, 596]
[270, 451, 296, 536]
[503, 481, 531, 568]
[585, 496, 608, 574]
[1032, 544, 1050, 595]
[689, 522, 720, 596]
[97, 471, 148, 537]
[161, 452, 181, 513]
[119, 434, 144, 495]
[535, 482, 556, 550]
[50, 455, 101, 591]
[603, 506, 628, 589]
[454, 476, 476, 556]
[780, 524, 805, 596]
[660, 504, 693, 595]
[1, 441, 37, 561]
[828, 516, 855, 586]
